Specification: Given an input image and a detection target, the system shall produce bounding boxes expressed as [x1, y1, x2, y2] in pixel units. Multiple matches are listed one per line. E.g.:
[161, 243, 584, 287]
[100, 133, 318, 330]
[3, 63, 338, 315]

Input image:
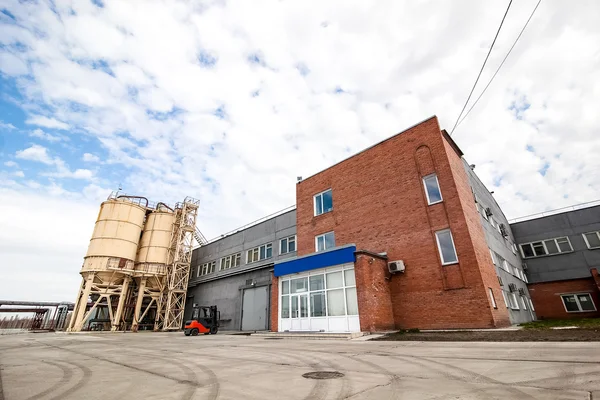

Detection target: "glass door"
[290, 294, 308, 330]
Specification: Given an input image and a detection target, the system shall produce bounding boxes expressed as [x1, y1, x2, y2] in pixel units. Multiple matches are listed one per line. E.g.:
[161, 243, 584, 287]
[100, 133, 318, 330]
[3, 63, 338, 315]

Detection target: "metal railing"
[508, 199, 600, 224]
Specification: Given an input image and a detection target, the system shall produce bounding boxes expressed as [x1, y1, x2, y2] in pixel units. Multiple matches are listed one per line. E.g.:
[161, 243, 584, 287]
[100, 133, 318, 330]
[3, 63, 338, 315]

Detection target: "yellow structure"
[67, 194, 203, 332]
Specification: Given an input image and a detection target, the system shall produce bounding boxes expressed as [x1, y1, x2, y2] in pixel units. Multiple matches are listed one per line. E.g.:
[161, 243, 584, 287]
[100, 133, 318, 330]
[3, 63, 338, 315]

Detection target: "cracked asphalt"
[0, 332, 599, 399]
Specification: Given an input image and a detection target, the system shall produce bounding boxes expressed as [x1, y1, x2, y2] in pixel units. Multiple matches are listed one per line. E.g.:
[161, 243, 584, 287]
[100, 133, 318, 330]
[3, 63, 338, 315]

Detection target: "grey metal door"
[241, 286, 268, 331]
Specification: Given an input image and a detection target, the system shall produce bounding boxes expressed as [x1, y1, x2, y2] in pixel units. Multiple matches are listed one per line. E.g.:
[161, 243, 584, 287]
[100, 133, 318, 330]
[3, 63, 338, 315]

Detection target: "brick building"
[510, 204, 600, 319]
[189, 116, 549, 332]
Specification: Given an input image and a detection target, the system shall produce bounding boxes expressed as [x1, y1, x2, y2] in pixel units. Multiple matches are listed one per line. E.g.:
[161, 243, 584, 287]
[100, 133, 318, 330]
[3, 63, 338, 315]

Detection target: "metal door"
[241, 286, 269, 331]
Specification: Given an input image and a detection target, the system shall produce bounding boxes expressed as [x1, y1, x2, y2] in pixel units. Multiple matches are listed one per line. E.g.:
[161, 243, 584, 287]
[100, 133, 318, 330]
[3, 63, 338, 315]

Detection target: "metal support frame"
[155, 197, 199, 331]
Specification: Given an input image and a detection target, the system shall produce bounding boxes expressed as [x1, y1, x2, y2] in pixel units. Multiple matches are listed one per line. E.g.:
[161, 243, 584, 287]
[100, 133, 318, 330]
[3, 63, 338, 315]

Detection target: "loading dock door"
[241, 286, 269, 331]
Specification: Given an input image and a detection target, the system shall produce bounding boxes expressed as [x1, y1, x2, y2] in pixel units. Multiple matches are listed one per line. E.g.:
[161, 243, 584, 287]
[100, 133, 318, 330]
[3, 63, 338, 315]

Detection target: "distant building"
[511, 204, 600, 319]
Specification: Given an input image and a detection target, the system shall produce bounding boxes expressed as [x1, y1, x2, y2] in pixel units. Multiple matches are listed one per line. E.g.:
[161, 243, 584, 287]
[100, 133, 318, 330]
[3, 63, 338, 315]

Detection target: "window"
[280, 267, 358, 319]
[488, 288, 497, 309]
[246, 244, 272, 263]
[423, 174, 443, 205]
[435, 229, 458, 265]
[199, 261, 216, 276]
[520, 296, 528, 310]
[220, 253, 241, 271]
[501, 291, 509, 308]
[509, 293, 520, 310]
[511, 243, 518, 255]
[489, 249, 497, 265]
[280, 235, 296, 255]
[314, 189, 333, 216]
[315, 231, 335, 252]
[583, 231, 600, 249]
[561, 294, 597, 312]
[520, 237, 573, 258]
[528, 297, 535, 311]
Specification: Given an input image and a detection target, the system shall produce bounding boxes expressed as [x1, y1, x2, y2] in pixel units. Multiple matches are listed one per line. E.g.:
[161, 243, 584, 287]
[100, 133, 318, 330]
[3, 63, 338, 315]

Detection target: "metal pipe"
[116, 195, 149, 208]
[156, 202, 173, 212]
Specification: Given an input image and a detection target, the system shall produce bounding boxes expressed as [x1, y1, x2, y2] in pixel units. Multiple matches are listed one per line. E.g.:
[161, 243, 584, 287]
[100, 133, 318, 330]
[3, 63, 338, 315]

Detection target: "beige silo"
[131, 207, 175, 331]
[68, 197, 147, 332]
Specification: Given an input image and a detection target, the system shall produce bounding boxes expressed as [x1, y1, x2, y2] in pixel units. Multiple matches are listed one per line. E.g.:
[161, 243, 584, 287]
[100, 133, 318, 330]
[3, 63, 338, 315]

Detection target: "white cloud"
[4, 161, 18, 167]
[82, 152, 100, 162]
[0, 0, 599, 301]
[30, 128, 63, 142]
[0, 51, 28, 76]
[25, 116, 70, 130]
[13, 170, 24, 178]
[15, 144, 54, 165]
[0, 120, 16, 130]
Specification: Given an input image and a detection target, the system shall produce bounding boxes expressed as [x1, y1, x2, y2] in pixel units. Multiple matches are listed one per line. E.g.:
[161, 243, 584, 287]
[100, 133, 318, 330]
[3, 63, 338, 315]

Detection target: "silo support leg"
[131, 277, 147, 332]
[70, 275, 93, 332]
[112, 276, 131, 331]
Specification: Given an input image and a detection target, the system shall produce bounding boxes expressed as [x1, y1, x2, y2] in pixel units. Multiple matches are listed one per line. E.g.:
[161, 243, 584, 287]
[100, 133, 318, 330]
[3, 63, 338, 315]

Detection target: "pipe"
[117, 195, 149, 208]
[156, 202, 173, 212]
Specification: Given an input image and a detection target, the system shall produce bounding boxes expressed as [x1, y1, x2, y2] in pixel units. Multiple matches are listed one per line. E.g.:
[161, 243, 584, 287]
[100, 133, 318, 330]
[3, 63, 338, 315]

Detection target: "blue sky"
[1, 0, 599, 301]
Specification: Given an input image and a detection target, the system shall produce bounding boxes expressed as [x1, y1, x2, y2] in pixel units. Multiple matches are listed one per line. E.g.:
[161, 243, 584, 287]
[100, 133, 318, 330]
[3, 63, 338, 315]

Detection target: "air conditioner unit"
[518, 288, 525, 296]
[499, 224, 508, 237]
[521, 262, 528, 270]
[498, 276, 503, 286]
[485, 208, 493, 217]
[388, 260, 405, 274]
[508, 283, 517, 292]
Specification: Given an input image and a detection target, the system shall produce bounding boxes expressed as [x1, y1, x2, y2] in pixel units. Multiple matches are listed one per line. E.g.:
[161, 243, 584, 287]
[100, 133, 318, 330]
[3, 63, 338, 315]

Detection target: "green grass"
[520, 318, 600, 330]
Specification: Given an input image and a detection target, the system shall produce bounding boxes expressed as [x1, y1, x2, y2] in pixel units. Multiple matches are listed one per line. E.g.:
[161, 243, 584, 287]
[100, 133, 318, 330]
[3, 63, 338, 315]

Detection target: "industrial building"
[510, 203, 600, 319]
[189, 116, 537, 332]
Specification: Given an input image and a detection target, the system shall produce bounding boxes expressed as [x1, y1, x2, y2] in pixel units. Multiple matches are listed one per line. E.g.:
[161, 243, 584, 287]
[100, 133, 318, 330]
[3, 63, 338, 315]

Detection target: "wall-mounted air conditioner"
[508, 283, 517, 292]
[388, 260, 405, 274]
[518, 288, 525, 296]
[499, 224, 509, 237]
[485, 208, 493, 217]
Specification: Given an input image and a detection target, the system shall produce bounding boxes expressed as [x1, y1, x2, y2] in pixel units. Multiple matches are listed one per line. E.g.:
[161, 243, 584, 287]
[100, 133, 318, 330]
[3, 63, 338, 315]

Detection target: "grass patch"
[520, 318, 600, 330]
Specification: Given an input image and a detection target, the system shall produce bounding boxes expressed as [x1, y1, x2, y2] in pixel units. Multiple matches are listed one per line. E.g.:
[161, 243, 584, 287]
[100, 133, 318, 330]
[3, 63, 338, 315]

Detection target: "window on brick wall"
[315, 231, 335, 252]
[561, 294, 597, 312]
[423, 174, 443, 205]
[520, 237, 573, 258]
[314, 189, 333, 216]
[435, 229, 458, 265]
[583, 231, 600, 249]
[488, 288, 497, 309]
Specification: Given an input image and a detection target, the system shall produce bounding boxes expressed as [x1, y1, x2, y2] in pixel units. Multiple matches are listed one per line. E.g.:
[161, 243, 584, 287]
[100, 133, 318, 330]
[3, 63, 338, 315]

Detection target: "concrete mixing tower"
[67, 193, 205, 332]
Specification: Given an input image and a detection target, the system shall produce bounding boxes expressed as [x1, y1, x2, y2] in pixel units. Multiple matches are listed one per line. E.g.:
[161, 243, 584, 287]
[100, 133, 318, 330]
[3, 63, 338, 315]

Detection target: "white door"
[290, 294, 309, 331]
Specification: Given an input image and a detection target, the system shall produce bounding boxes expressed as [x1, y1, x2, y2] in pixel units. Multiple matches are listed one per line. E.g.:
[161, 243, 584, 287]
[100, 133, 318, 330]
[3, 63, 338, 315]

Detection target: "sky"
[0, 0, 599, 302]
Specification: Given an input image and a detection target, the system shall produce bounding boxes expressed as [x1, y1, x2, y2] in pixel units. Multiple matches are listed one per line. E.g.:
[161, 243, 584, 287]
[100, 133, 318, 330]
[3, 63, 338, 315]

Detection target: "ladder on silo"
[154, 197, 200, 331]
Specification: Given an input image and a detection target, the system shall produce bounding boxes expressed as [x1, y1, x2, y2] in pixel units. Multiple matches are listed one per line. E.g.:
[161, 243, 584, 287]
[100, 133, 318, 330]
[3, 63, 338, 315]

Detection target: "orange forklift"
[184, 305, 220, 336]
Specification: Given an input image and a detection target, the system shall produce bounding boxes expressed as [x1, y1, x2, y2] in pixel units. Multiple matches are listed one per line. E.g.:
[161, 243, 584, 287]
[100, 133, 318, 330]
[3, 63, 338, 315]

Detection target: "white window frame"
[520, 296, 528, 310]
[199, 261, 216, 276]
[435, 229, 459, 266]
[313, 189, 333, 216]
[560, 293, 597, 313]
[488, 288, 497, 309]
[220, 253, 241, 271]
[501, 291, 509, 308]
[422, 173, 443, 205]
[528, 297, 535, 311]
[519, 236, 573, 259]
[489, 249, 497, 265]
[582, 231, 600, 249]
[510, 292, 520, 310]
[246, 243, 273, 264]
[280, 235, 297, 255]
[315, 231, 335, 252]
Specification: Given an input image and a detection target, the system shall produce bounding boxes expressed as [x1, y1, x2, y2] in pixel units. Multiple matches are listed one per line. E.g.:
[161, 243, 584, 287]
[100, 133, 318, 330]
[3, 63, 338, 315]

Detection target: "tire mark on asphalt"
[276, 349, 330, 400]
[182, 358, 220, 400]
[47, 360, 92, 400]
[309, 353, 352, 400]
[25, 360, 73, 400]
[337, 352, 401, 399]
[512, 369, 600, 388]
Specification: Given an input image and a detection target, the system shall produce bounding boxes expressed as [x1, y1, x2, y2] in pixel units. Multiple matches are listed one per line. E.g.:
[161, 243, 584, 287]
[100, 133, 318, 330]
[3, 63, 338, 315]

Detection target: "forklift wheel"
[191, 328, 199, 336]
[210, 327, 218, 335]
[184, 331, 191, 336]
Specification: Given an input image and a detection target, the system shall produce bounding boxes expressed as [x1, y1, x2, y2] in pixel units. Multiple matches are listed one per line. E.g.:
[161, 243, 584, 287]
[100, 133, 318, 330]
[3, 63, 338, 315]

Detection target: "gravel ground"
[373, 328, 600, 341]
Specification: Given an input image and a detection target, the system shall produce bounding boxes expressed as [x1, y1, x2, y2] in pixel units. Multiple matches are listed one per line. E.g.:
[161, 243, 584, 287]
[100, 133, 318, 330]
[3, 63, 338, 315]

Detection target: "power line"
[455, 0, 542, 129]
[450, 0, 513, 135]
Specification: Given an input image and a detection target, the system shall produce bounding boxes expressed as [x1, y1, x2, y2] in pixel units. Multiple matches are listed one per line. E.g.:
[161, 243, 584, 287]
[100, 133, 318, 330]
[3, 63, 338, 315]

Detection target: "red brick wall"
[270, 273, 279, 332]
[295, 116, 510, 329]
[528, 278, 600, 319]
[354, 252, 395, 332]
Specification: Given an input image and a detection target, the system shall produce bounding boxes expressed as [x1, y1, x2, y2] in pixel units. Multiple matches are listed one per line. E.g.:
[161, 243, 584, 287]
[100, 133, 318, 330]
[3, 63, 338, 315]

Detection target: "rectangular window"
[199, 261, 216, 276]
[561, 293, 597, 312]
[510, 293, 520, 310]
[220, 253, 241, 271]
[280, 235, 296, 255]
[521, 296, 528, 310]
[435, 229, 458, 265]
[281, 295, 290, 318]
[583, 231, 600, 249]
[501, 291, 509, 308]
[246, 244, 272, 263]
[314, 189, 333, 216]
[528, 297, 535, 311]
[423, 174, 443, 205]
[315, 231, 335, 252]
[488, 288, 497, 309]
[489, 249, 497, 265]
[310, 291, 326, 317]
[520, 237, 573, 259]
